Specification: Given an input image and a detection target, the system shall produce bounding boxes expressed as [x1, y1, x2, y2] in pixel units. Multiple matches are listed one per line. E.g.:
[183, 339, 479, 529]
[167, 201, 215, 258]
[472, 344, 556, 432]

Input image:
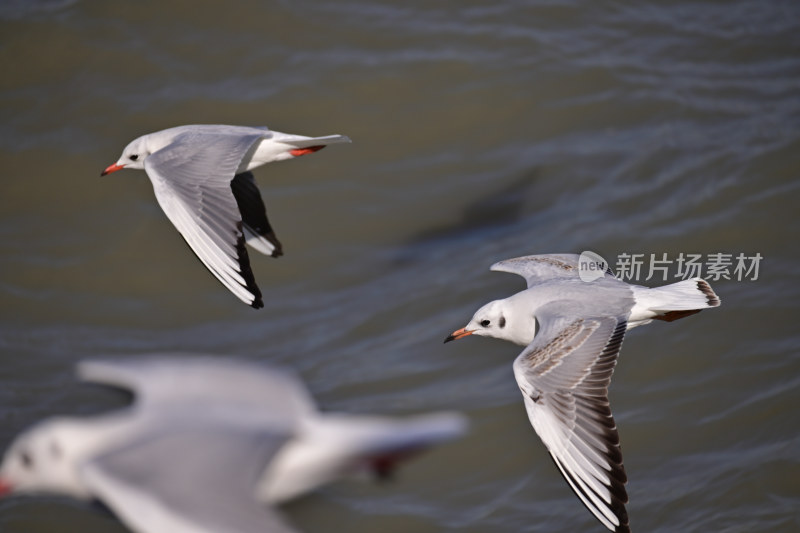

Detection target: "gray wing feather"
[83, 426, 297, 533]
[513, 302, 630, 532]
[78, 355, 316, 424]
[144, 131, 266, 308]
[491, 254, 616, 288]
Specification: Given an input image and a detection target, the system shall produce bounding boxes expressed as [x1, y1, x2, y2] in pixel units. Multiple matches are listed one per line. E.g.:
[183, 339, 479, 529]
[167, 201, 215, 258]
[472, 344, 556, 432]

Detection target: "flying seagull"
[102, 124, 351, 308]
[0, 354, 466, 533]
[445, 253, 720, 532]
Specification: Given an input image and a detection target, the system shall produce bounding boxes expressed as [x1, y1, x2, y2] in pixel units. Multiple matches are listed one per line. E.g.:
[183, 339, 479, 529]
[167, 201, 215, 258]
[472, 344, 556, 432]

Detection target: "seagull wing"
[491, 254, 616, 288]
[144, 130, 268, 308]
[78, 355, 316, 425]
[513, 302, 630, 532]
[83, 425, 297, 533]
[230, 171, 282, 257]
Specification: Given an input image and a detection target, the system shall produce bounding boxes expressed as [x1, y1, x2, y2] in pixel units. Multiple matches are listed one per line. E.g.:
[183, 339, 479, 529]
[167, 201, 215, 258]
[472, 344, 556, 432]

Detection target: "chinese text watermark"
[578, 251, 762, 282]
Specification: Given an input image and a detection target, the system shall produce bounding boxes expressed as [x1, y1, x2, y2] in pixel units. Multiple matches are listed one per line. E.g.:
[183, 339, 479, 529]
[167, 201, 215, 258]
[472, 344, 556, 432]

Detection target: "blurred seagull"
[444, 253, 720, 532]
[0, 355, 466, 533]
[102, 125, 351, 308]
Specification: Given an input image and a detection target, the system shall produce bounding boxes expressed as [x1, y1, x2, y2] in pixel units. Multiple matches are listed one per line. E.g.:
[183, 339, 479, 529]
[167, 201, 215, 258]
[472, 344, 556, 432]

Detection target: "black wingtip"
[551, 452, 630, 533]
[233, 226, 264, 310]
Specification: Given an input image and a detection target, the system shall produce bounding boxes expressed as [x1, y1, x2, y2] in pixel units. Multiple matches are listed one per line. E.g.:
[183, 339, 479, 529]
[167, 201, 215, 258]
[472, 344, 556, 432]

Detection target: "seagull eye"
[129, 154, 139, 161]
[19, 450, 33, 469]
[480, 319, 491, 327]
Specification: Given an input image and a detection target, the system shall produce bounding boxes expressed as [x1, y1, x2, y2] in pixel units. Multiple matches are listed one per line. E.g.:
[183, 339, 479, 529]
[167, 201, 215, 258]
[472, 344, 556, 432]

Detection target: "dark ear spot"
[499, 316, 506, 328]
[20, 450, 33, 468]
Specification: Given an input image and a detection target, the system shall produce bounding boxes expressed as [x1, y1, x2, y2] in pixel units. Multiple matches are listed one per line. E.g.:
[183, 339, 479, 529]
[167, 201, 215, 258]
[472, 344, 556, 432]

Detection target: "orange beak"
[0, 478, 12, 496]
[289, 145, 326, 157]
[100, 163, 125, 176]
[444, 327, 474, 343]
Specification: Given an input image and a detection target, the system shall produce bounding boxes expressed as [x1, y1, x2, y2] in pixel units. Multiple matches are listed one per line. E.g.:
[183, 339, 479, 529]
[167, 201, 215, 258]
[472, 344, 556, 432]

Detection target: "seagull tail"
[258, 412, 467, 503]
[632, 278, 721, 323]
[273, 133, 352, 148]
[347, 412, 468, 480]
[345, 411, 468, 480]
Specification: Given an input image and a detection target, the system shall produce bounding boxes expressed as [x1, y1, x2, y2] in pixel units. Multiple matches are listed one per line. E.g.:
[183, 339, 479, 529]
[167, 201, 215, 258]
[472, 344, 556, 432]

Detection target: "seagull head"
[101, 134, 151, 175]
[444, 299, 516, 344]
[0, 418, 91, 498]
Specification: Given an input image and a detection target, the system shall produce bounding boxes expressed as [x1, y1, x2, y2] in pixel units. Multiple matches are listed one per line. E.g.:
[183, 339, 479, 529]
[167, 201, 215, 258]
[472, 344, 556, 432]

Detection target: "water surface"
[1, 1, 798, 532]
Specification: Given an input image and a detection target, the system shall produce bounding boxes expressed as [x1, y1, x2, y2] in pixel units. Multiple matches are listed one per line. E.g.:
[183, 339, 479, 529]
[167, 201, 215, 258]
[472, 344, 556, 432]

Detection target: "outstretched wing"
[78, 355, 316, 427]
[513, 304, 630, 533]
[83, 426, 297, 533]
[230, 172, 282, 258]
[491, 253, 616, 288]
[144, 131, 267, 308]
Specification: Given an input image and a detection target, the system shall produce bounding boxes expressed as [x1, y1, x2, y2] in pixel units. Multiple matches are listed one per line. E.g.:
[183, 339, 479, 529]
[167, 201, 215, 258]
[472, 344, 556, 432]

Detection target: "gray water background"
[0, 1, 798, 532]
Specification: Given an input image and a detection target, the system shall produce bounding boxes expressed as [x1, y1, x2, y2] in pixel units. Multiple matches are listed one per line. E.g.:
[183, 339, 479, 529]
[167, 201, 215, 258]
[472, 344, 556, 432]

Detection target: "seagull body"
[0, 356, 466, 533]
[445, 253, 720, 532]
[102, 125, 351, 308]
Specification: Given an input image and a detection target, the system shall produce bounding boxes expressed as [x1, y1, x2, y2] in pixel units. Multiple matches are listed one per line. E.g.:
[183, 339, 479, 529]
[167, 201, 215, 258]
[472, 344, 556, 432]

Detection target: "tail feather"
[336, 412, 469, 457]
[274, 133, 352, 148]
[630, 278, 720, 325]
[696, 279, 721, 307]
[353, 412, 468, 480]
[258, 411, 467, 503]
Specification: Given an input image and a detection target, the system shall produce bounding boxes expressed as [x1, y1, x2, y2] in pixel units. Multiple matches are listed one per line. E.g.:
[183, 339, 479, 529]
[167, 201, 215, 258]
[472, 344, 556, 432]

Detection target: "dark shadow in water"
[394, 169, 541, 264]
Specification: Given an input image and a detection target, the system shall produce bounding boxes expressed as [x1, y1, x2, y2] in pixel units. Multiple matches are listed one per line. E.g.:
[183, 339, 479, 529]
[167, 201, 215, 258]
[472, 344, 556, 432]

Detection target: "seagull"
[101, 125, 351, 308]
[444, 253, 720, 532]
[0, 355, 467, 533]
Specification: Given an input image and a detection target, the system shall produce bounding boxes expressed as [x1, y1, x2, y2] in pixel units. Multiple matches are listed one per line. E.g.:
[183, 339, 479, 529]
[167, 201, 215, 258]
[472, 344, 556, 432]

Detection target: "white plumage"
[102, 124, 351, 308]
[446, 253, 720, 532]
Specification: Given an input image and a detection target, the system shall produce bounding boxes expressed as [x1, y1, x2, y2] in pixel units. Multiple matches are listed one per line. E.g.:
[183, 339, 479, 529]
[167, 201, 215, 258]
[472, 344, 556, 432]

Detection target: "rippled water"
[1, 0, 799, 532]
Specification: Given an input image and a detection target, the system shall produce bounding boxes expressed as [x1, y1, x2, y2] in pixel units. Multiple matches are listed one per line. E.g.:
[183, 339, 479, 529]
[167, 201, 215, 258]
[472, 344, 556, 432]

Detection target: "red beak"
[0, 478, 12, 496]
[289, 145, 326, 157]
[101, 163, 125, 176]
[444, 327, 474, 343]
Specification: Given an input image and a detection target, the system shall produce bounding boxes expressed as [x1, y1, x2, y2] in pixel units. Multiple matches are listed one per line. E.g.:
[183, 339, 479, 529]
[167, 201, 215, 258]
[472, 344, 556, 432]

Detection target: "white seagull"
[101, 125, 351, 308]
[444, 253, 720, 532]
[0, 355, 467, 533]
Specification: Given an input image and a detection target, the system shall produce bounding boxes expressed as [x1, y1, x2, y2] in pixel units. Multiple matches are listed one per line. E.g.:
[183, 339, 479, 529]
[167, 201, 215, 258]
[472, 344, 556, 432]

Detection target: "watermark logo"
[577, 251, 762, 282]
[578, 250, 609, 282]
